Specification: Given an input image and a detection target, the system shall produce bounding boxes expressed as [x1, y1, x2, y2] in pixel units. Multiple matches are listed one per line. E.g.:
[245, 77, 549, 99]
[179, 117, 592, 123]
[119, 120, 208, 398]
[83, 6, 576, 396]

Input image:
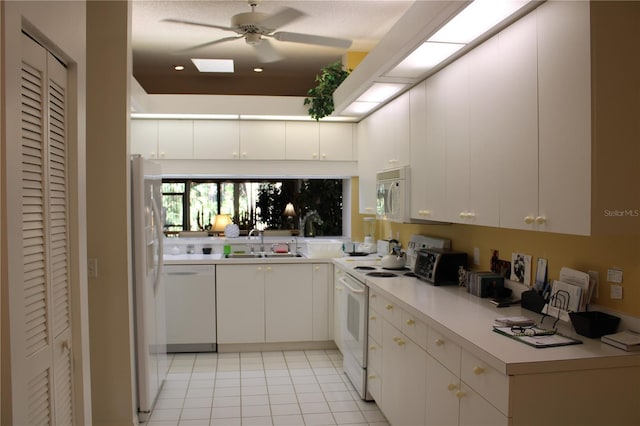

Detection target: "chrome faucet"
[248, 228, 264, 252]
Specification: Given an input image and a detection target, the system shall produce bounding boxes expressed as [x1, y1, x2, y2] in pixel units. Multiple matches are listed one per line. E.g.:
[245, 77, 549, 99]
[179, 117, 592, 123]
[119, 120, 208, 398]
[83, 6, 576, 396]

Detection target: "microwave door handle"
[339, 276, 365, 294]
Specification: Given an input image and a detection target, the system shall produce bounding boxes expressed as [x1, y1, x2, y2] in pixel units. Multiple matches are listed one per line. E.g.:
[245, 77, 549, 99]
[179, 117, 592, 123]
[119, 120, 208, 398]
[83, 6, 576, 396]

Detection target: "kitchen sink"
[263, 253, 302, 258]
[224, 253, 263, 259]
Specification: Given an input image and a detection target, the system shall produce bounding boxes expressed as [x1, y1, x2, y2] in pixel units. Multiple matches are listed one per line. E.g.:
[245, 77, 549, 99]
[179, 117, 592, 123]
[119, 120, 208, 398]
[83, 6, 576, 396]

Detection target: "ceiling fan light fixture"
[191, 58, 235, 73]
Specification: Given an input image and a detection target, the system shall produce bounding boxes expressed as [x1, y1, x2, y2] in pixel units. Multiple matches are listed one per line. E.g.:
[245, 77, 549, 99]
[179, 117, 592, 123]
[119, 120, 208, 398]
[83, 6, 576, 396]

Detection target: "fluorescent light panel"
[357, 83, 407, 103]
[191, 58, 234, 73]
[429, 0, 530, 44]
[386, 42, 464, 78]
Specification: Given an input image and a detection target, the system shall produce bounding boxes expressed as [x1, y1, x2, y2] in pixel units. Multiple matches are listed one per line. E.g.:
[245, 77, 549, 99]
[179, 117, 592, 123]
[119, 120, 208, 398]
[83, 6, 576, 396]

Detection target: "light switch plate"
[607, 268, 623, 283]
[610, 284, 623, 300]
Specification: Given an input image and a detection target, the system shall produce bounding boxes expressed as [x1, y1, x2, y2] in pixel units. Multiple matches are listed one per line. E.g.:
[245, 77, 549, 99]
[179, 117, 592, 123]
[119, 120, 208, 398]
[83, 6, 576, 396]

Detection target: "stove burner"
[366, 271, 397, 278]
[354, 266, 377, 271]
[382, 267, 411, 272]
[404, 272, 418, 278]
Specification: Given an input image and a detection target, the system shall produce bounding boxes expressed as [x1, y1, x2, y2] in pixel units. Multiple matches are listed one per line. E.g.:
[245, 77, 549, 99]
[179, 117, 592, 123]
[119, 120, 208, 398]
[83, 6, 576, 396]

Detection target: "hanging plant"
[304, 61, 351, 121]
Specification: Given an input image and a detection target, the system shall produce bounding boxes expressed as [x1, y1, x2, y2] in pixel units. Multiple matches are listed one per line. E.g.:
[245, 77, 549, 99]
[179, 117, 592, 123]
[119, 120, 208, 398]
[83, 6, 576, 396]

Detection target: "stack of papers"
[494, 316, 535, 327]
[601, 330, 640, 351]
[542, 267, 595, 322]
[493, 326, 582, 348]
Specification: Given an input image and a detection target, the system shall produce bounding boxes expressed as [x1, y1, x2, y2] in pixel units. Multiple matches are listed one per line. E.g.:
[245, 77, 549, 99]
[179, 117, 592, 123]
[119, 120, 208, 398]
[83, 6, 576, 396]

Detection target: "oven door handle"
[339, 276, 365, 294]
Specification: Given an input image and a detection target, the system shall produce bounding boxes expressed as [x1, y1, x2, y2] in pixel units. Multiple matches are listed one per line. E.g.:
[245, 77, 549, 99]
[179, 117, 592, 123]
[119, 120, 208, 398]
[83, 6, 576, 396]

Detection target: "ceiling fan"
[164, 0, 353, 63]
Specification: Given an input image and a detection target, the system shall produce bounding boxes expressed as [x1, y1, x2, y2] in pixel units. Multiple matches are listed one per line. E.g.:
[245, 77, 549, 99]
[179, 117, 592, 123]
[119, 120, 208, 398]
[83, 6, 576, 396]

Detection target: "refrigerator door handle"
[151, 195, 164, 292]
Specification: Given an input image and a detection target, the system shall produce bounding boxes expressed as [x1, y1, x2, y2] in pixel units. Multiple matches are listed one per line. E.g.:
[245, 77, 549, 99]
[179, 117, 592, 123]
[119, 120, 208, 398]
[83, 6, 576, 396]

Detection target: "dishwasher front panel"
[164, 264, 216, 352]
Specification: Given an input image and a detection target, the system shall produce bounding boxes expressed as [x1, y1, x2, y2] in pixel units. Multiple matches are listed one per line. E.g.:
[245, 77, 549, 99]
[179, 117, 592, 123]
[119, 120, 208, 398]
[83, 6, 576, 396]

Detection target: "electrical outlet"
[610, 284, 623, 300]
[473, 247, 480, 266]
[88, 258, 98, 278]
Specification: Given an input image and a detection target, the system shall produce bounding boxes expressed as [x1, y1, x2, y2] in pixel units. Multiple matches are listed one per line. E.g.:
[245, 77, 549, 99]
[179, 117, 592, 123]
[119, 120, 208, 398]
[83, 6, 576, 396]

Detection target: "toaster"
[414, 248, 468, 285]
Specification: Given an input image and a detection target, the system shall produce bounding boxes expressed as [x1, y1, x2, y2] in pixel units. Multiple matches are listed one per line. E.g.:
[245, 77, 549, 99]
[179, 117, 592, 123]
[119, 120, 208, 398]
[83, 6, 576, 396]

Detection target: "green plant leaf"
[304, 61, 351, 121]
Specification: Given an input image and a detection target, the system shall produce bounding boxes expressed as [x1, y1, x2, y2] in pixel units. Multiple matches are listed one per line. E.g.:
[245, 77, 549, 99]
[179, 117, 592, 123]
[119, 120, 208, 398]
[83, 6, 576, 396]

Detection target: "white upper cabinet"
[131, 119, 159, 159]
[285, 121, 319, 160]
[496, 11, 539, 231]
[357, 115, 378, 215]
[318, 122, 354, 161]
[158, 120, 193, 159]
[536, 0, 591, 235]
[193, 120, 240, 159]
[239, 121, 286, 160]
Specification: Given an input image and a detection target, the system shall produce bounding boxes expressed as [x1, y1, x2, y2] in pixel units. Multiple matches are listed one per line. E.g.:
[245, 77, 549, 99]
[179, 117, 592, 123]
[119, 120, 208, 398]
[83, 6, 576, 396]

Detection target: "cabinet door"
[193, 120, 240, 159]
[356, 117, 377, 215]
[537, 0, 591, 235]
[319, 122, 354, 161]
[409, 82, 429, 220]
[216, 265, 265, 344]
[443, 57, 471, 224]
[381, 320, 427, 426]
[158, 119, 193, 159]
[240, 121, 286, 160]
[425, 355, 459, 426]
[333, 268, 346, 352]
[497, 10, 539, 231]
[285, 121, 319, 160]
[131, 119, 158, 159]
[467, 36, 500, 227]
[459, 383, 508, 426]
[312, 264, 333, 341]
[265, 264, 313, 342]
[422, 74, 448, 222]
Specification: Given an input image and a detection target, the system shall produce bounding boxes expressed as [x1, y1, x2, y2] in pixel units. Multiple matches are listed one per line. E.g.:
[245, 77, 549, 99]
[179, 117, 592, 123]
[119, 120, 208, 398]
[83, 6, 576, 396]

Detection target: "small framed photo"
[511, 253, 532, 285]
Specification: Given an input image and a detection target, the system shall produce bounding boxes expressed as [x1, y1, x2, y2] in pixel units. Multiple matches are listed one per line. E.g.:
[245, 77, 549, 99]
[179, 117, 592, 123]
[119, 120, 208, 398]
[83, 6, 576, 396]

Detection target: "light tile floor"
[146, 350, 389, 426]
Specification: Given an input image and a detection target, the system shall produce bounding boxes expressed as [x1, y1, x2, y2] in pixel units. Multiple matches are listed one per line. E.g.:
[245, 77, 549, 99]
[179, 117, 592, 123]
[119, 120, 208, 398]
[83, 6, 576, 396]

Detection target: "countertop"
[333, 258, 640, 376]
[163, 253, 336, 265]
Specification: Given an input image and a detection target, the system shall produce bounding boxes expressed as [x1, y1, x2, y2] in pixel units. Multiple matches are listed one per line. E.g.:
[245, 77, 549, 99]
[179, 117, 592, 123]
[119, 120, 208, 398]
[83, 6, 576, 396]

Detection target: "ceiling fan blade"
[162, 18, 239, 34]
[179, 35, 244, 53]
[272, 31, 352, 49]
[253, 39, 283, 63]
[259, 7, 305, 31]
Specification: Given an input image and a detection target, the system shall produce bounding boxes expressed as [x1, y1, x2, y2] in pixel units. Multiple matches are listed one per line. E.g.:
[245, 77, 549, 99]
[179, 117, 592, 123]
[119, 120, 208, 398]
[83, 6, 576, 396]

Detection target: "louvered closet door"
[16, 32, 73, 426]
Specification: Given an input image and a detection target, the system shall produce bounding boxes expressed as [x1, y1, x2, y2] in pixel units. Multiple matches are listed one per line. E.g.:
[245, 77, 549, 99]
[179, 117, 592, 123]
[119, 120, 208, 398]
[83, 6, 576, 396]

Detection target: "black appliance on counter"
[414, 248, 468, 285]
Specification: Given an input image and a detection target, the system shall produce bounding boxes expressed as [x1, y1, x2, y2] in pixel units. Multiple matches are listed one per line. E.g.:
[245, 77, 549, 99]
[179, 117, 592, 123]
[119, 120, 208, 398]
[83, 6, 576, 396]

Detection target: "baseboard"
[217, 341, 337, 353]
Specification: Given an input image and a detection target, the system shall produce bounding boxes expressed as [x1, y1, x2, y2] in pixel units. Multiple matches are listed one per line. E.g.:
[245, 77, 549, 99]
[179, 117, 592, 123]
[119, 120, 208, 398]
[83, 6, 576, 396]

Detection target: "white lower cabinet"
[265, 264, 312, 342]
[311, 264, 333, 341]
[380, 319, 427, 426]
[216, 265, 265, 344]
[368, 290, 507, 426]
[217, 263, 322, 345]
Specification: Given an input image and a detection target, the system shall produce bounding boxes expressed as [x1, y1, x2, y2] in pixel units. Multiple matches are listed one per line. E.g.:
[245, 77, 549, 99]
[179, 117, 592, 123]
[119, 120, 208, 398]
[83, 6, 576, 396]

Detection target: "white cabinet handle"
[335, 286, 343, 291]
[396, 339, 406, 346]
[524, 215, 535, 224]
[370, 294, 377, 299]
[258, 266, 263, 271]
[393, 336, 401, 342]
[321, 153, 327, 159]
[160, 151, 166, 158]
[421, 210, 432, 216]
[370, 345, 376, 350]
[473, 366, 485, 375]
[385, 304, 393, 310]
[447, 383, 458, 392]
[266, 266, 272, 271]
[535, 216, 547, 225]
[456, 391, 466, 399]
[406, 319, 415, 326]
[435, 338, 445, 346]
[459, 212, 467, 219]
[232, 151, 238, 158]
[370, 315, 376, 320]
[241, 152, 247, 158]
[151, 151, 157, 158]
[368, 374, 376, 379]
[312, 152, 318, 158]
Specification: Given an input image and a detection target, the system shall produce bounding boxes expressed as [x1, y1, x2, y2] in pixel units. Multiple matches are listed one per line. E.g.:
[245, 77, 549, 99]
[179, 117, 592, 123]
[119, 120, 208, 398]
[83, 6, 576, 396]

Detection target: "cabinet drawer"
[368, 337, 382, 373]
[461, 350, 509, 415]
[368, 308, 382, 343]
[401, 310, 427, 350]
[427, 327, 461, 375]
[372, 293, 402, 329]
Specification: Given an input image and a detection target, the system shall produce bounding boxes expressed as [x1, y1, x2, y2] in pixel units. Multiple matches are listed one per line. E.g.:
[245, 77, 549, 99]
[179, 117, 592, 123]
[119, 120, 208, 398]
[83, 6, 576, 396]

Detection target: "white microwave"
[375, 166, 411, 223]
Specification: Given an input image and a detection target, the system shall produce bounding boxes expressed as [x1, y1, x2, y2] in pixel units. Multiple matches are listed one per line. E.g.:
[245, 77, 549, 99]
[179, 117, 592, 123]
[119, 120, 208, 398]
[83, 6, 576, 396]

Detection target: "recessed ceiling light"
[191, 58, 234, 73]
[253, 67, 264, 73]
[174, 65, 185, 71]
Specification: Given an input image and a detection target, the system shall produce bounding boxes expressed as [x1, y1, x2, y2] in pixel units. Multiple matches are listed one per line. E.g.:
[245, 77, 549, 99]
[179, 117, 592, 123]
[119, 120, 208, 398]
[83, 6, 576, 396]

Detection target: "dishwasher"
[164, 264, 216, 352]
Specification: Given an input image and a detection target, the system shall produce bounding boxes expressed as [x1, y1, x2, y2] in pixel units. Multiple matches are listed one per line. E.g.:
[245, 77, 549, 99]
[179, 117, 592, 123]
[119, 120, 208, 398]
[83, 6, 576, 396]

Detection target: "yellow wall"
[350, 177, 640, 317]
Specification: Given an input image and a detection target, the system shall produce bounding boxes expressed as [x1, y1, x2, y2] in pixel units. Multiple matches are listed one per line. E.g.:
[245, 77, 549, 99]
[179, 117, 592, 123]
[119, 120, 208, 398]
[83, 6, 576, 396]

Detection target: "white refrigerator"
[131, 155, 168, 422]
